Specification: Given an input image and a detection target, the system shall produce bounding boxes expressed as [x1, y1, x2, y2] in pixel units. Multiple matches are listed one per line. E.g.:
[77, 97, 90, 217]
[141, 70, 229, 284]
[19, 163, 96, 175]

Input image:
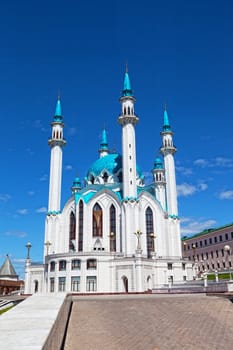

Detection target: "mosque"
[24, 70, 193, 294]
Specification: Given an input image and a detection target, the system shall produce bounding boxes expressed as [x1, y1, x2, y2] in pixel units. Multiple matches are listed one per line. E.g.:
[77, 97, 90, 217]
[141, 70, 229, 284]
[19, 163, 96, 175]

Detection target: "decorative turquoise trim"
[47, 210, 61, 216]
[169, 214, 179, 219]
[122, 196, 138, 202]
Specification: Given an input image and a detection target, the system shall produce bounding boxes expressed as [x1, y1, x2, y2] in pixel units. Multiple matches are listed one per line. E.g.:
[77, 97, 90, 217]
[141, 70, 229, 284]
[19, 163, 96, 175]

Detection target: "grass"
[207, 272, 232, 281]
[0, 305, 14, 315]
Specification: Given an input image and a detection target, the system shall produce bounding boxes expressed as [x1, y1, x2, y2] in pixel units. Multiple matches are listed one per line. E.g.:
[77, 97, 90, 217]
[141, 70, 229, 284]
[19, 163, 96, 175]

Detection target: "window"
[109, 205, 116, 252]
[229, 261, 232, 267]
[223, 261, 226, 268]
[59, 260, 66, 271]
[204, 239, 207, 245]
[168, 263, 173, 270]
[50, 261, 55, 272]
[93, 203, 102, 237]
[209, 238, 212, 244]
[58, 277, 66, 292]
[219, 235, 222, 242]
[86, 276, 97, 292]
[231, 232, 233, 239]
[50, 278, 55, 292]
[146, 207, 154, 258]
[206, 252, 208, 259]
[211, 251, 214, 258]
[87, 259, 97, 270]
[216, 250, 219, 258]
[195, 242, 198, 248]
[78, 201, 84, 252]
[71, 276, 80, 292]
[217, 262, 220, 268]
[187, 245, 190, 250]
[212, 263, 215, 269]
[221, 249, 224, 257]
[201, 253, 204, 260]
[72, 259, 81, 270]
[69, 212, 76, 251]
[182, 263, 186, 270]
[214, 237, 217, 243]
[200, 241, 203, 247]
[225, 233, 229, 240]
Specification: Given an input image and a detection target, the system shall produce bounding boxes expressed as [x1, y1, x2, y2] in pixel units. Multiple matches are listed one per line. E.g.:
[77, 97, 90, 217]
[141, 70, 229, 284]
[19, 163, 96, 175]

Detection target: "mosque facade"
[24, 70, 193, 294]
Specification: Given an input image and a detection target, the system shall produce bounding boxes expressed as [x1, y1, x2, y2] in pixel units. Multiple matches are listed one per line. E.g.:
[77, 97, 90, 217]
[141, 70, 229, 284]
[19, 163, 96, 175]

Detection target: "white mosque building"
[24, 70, 193, 294]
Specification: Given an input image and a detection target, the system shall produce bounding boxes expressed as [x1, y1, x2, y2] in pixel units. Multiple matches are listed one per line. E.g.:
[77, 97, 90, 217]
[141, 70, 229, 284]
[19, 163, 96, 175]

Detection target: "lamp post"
[192, 244, 197, 279]
[108, 232, 116, 252]
[182, 241, 187, 258]
[44, 241, 52, 255]
[224, 244, 232, 281]
[25, 242, 32, 259]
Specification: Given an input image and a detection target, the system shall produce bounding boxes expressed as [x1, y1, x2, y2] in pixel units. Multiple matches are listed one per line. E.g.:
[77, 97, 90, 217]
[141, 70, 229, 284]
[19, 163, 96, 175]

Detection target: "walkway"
[64, 294, 233, 350]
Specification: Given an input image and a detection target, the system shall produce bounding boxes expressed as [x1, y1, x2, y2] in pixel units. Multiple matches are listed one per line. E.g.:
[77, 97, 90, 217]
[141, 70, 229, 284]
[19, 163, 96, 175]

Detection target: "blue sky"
[1, 0, 233, 277]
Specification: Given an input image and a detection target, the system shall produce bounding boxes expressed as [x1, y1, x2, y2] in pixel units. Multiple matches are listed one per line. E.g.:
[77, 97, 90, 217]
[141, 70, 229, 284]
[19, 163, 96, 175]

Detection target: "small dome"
[154, 157, 163, 169]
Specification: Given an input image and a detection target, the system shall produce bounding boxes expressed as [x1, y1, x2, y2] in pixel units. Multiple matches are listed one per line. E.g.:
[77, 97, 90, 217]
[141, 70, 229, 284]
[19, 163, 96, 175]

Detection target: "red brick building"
[182, 223, 233, 277]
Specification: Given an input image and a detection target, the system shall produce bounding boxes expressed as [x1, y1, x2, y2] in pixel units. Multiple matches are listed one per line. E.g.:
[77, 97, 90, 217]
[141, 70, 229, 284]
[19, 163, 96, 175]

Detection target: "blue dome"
[86, 153, 144, 180]
[87, 154, 122, 177]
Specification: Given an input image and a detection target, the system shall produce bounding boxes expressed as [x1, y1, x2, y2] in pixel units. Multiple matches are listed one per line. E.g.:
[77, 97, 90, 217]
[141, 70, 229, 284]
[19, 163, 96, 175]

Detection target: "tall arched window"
[93, 203, 102, 237]
[78, 201, 84, 251]
[69, 212, 76, 251]
[146, 207, 154, 258]
[109, 205, 116, 252]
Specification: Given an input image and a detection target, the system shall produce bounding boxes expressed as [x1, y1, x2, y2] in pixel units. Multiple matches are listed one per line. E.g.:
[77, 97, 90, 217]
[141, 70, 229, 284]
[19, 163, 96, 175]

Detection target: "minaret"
[118, 67, 139, 200]
[160, 107, 178, 217]
[152, 157, 166, 210]
[98, 129, 109, 158]
[48, 97, 66, 214]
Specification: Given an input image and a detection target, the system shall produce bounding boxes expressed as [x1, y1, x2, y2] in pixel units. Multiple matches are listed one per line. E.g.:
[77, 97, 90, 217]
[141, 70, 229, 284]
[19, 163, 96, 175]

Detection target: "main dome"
[85, 153, 144, 185]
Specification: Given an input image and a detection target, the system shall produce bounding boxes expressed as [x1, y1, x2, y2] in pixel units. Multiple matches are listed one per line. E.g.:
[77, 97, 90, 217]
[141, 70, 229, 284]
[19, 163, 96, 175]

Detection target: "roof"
[0, 255, 18, 279]
[182, 222, 233, 241]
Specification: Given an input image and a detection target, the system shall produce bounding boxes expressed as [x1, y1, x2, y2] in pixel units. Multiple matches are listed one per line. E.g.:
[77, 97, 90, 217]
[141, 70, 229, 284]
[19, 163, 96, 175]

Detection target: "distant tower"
[118, 67, 139, 200]
[98, 129, 109, 158]
[152, 157, 166, 211]
[160, 107, 178, 217]
[48, 97, 66, 213]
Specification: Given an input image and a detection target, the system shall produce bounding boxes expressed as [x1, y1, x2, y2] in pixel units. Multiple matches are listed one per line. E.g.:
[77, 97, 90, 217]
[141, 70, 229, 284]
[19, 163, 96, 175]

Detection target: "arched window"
[93, 203, 102, 237]
[69, 212, 76, 251]
[103, 172, 108, 183]
[128, 106, 130, 114]
[78, 201, 84, 252]
[146, 207, 154, 258]
[109, 205, 116, 252]
[118, 171, 123, 183]
[59, 260, 66, 271]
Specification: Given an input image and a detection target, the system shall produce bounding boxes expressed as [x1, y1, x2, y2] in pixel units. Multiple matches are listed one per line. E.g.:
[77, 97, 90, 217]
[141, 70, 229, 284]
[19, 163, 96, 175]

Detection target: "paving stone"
[64, 294, 233, 350]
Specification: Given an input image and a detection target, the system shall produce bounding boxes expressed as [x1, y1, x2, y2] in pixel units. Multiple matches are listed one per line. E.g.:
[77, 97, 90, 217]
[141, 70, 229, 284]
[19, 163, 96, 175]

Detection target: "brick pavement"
[64, 294, 233, 350]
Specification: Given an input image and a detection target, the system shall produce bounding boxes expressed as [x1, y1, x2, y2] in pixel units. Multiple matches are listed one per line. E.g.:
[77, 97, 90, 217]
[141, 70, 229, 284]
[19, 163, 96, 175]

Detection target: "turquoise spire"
[163, 107, 171, 132]
[122, 65, 133, 97]
[100, 129, 108, 150]
[54, 97, 63, 122]
[72, 176, 82, 193]
[99, 128, 109, 156]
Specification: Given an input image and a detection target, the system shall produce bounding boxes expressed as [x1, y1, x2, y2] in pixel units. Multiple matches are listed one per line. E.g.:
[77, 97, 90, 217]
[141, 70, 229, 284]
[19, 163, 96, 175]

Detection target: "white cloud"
[181, 218, 217, 236]
[218, 190, 233, 200]
[194, 159, 208, 167]
[0, 194, 11, 202]
[177, 183, 197, 196]
[65, 165, 72, 171]
[176, 166, 193, 176]
[40, 174, 48, 181]
[4, 230, 27, 238]
[27, 191, 35, 196]
[36, 207, 47, 213]
[177, 182, 208, 197]
[17, 209, 28, 215]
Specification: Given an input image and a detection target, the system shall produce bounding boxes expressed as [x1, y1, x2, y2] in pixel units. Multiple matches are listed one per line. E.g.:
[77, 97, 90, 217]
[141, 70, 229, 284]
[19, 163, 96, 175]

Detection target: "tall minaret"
[118, 68, 139, 200]
[152, 157, 166, 211]
[160, 107, 178, 217]
[48, 97, 66, 214]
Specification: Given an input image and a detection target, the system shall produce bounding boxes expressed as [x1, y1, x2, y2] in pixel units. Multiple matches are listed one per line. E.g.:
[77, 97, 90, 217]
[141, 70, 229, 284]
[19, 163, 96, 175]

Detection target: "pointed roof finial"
[54, 94, 63, 121]
[122, 65, 133, 97]
[99, 128, 109, 157]
[163, 104, 171, 132]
